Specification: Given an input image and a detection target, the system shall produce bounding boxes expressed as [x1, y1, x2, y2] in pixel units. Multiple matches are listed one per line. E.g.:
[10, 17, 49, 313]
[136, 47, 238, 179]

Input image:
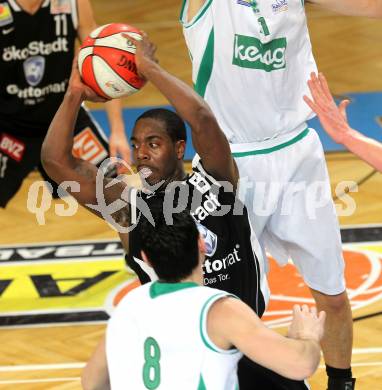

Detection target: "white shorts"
[231, 128, 346, 295]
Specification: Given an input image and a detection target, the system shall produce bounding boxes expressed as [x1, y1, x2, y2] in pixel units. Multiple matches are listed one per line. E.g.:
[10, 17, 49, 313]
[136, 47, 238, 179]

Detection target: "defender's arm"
[82, 336, 110, 390]
[208, 298, 325, 380]
[77, 0, 131, 165]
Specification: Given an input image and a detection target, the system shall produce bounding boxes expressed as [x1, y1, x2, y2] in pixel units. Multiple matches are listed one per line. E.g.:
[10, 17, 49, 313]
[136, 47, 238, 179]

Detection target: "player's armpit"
[187, 0, 207, 22]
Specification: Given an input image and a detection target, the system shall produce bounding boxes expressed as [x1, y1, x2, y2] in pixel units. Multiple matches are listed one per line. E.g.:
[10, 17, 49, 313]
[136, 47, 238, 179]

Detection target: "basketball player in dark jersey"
[0, 0, 130, 207]
[41, 35, 313, 389]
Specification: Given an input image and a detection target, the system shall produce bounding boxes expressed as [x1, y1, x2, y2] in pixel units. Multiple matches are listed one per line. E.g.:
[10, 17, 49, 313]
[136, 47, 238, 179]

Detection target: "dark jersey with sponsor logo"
[126, 156, 267, 316]
[0, 0, 77, 136]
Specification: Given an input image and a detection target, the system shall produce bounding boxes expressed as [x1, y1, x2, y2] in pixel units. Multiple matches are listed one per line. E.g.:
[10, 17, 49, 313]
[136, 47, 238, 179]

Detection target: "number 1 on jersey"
[143, 337, 161, 389]
[258, 17, 270, 36]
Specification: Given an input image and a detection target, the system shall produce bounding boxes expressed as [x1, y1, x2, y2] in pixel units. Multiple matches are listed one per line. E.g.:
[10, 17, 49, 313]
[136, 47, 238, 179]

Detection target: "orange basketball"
[78, 23, 146, 99]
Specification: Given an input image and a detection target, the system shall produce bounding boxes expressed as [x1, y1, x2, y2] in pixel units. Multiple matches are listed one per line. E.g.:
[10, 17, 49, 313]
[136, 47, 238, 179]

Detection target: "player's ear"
[175, 140, 186, 160]
[198, 234, 206, 256]
[141, 250, 153, 267]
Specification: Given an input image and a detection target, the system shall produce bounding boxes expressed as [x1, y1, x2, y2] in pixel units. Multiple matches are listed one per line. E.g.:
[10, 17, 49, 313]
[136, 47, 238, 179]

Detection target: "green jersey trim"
[198, 374, 206, 390]
[199, 293, 239, 354]
[195, 28, 214, 98]
[181, 0, 213, 29]
[232, 128, 309, 158]
[179, 0, 187, 22]
[150, 281, 198, 299]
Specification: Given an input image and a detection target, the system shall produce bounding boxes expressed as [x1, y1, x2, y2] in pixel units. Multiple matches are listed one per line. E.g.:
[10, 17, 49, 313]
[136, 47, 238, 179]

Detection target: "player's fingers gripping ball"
[78, 23, 146, 99]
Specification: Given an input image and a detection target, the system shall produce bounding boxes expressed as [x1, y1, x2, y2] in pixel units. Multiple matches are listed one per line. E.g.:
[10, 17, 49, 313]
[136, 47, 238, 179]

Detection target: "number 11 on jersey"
[54, 14, 68, 36]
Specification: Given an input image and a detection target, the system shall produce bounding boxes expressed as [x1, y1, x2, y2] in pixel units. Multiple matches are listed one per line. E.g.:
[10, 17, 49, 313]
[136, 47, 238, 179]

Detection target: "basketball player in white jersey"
[181, 1, 382, 389]
[304, 72, 382, 172]
[82, 209, 325, 390]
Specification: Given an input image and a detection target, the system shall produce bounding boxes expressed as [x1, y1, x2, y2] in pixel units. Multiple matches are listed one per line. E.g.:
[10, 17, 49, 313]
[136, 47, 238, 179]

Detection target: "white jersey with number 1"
[106, 281, 242, 389]
[180, 0, 317, 145]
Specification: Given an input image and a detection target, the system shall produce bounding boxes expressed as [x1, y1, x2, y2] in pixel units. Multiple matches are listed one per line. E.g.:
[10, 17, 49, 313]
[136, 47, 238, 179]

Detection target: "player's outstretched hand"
[287, 304, 326, 343]
[304, 72, 352, 145]
[68, 56, 109, 103]
[123, 32, 158, 79]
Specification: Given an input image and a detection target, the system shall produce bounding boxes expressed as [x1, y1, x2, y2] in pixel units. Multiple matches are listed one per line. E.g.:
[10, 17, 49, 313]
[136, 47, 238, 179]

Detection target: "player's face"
[131, 118, 182, 186]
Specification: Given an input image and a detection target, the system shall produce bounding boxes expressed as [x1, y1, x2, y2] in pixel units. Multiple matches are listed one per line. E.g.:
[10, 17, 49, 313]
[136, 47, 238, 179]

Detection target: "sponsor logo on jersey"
[191, 193, 221, 221]
[195, 222, 218, 257]
[271, 0, 288, 14]
[236, 0, 259, 13]
[188, 171, 223, 221]
[2, 26, 14, 35]
[189, 172, 211, 195]
[0, 134, 25, 162]
[236, 0, 252, 7]
[2, 37, 69, 62]
[0, 3, 13, 27]
[233, 34, 287, 71]
[6, 80, 67, 101]
[203, 245, 241, 274]
[23, 56, 45, 87]
[72, 128, 108, 165]
[50, 0, 71, 14]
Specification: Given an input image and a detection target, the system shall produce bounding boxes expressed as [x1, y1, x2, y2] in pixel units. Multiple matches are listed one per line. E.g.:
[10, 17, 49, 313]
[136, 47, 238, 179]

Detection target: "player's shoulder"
[190, 154, 220, 184]
[115, 282, 151, 309]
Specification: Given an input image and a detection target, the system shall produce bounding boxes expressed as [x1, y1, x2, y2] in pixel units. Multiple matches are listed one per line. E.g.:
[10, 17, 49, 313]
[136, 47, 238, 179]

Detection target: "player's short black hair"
[139, 202, 199, 282]
[136, 108, 187, 143]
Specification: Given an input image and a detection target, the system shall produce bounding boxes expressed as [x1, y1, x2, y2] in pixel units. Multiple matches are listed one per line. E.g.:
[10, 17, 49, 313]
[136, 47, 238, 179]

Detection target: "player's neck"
[17, 0, 44, 14]
[180, 268, 203, 286]
[169, 164, 187, 183]
[154, 165, 187, 191]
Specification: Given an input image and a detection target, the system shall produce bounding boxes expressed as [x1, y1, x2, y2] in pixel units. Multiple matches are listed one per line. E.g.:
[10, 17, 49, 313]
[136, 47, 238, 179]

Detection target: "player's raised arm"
[209, 299, 326, 380]
[41, 60, 128, 218]
[304, 72, 382, 172]
[307, 0, 382, 17]
[129, 33, 239, 188]
[76, 0, 131, 166]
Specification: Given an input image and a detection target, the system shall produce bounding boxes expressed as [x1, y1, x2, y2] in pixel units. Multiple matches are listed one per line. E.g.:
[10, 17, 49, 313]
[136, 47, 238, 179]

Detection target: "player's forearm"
[237, 326, 321, 380]
[261, 337, 321, 380]
[140, 61, 216, 134]
[308, 0, 382, 18]
[290, 338, 321, 378]
[105, 98, 125, 134]
[342, 128, 382, 171]
[41, 89, 84, 179]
